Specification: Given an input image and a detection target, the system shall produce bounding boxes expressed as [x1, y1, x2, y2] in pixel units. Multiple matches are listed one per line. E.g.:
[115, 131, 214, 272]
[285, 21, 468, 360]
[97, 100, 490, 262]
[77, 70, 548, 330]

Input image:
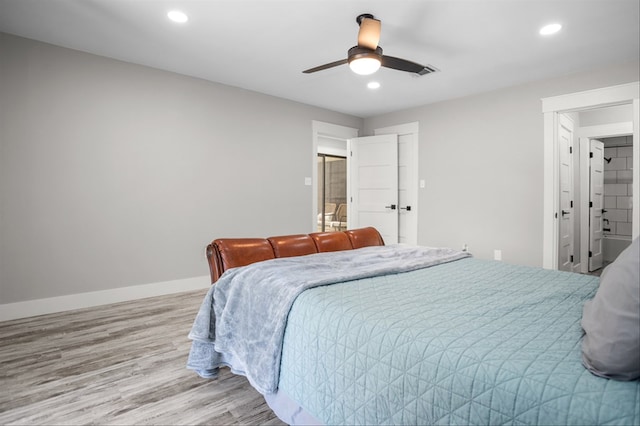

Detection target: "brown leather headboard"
[206, 227, 384, 283]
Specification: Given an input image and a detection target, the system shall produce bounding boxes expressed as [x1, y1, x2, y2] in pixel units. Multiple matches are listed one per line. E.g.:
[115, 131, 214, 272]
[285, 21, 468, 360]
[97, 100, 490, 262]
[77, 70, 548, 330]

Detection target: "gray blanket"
[187, 244, 470, 394]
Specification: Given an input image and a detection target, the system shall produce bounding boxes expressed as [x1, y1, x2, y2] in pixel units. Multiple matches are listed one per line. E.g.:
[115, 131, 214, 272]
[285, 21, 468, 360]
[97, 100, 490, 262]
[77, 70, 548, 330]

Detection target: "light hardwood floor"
[0, 289, 286, 425]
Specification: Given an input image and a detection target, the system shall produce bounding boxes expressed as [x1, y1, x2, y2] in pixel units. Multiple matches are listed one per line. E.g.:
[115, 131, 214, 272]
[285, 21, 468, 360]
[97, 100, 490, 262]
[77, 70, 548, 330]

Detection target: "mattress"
[277, 257, 640, 425]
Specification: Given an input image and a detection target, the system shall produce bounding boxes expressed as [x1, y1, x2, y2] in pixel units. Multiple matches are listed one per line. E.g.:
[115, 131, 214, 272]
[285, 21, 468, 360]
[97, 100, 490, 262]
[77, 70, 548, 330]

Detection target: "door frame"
[541, 82, 639, 269]
[311, 121, 358, 232]
[374, 122, 419, 245]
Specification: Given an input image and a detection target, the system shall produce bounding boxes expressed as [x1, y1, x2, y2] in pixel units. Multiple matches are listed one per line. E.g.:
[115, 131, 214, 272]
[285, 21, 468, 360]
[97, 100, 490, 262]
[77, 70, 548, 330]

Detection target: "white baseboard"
[0, 275, 211, 322]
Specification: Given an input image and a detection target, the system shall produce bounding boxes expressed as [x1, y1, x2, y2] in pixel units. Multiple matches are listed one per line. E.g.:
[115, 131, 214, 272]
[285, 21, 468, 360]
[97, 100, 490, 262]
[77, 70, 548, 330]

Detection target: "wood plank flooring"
[0, 289, 286, 425]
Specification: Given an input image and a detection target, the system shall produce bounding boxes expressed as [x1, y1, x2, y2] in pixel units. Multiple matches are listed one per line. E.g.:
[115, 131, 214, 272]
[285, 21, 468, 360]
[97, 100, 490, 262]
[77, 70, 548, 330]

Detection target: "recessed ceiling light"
[168, 10, 188, 23]
[539, 23, 562, 35]
[367, 81, 381, 89]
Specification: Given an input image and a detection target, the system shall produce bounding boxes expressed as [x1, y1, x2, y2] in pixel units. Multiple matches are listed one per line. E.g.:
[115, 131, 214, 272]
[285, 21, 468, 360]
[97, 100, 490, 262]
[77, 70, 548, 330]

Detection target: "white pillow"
[581, 237, 640, 381]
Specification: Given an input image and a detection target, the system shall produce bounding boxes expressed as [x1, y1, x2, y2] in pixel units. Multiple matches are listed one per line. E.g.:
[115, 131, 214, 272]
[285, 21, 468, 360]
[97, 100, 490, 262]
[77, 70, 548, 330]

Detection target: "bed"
[188, 227, 640, 425]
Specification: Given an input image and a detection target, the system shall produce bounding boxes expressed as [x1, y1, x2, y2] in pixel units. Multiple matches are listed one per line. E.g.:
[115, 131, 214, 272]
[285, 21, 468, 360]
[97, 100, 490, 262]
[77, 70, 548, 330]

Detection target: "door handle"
[561, 210, 570, 216]
[400, 206, 412, 211]
[385, 204, 397, 210]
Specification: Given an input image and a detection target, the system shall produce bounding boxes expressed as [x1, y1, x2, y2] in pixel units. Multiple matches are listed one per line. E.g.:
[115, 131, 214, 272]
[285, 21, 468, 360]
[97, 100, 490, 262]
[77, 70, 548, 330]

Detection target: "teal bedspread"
[187, 244, 469, 394]
[278, 258, 640, 425]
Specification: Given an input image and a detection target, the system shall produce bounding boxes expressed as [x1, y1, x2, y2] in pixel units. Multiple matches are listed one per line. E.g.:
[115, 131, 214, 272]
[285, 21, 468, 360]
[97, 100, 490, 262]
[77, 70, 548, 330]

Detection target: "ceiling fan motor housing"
[347, 46, 383, 64]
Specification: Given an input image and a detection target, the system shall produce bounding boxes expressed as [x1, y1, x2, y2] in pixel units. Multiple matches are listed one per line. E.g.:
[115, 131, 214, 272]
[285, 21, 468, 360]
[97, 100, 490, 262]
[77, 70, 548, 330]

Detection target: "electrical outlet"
[494, 249, 502, 261]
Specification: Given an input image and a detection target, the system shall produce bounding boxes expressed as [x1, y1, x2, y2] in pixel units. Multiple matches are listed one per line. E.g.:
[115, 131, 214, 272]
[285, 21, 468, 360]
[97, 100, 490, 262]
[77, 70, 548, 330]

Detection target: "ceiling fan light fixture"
[349, 57, 381, 75]
[302, 15, 436, 77]
[348, 46, 383, 75]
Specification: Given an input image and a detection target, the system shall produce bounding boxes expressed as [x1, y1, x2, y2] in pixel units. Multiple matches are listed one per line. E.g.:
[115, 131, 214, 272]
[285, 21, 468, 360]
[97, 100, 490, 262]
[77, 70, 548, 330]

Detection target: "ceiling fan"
[303, 13, 437, 76]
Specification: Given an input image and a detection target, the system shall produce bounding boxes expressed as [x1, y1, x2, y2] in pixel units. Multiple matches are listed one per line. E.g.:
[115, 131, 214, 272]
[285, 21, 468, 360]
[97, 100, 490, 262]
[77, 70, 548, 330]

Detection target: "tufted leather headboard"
[206, 227, 384, 283]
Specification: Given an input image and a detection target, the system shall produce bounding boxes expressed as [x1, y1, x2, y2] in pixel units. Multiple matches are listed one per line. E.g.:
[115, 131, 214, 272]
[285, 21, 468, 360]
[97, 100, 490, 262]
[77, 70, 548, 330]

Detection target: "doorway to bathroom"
[541, 82, 639, 271]
[579, 132, 634, 275]
[557, 106, 634, 274]
[575, 103, 634, 275]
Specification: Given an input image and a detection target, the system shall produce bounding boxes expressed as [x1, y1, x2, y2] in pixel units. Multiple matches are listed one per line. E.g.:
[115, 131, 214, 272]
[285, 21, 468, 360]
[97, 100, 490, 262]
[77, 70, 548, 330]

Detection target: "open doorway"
[542, 82, 639, 270]
[555, 106, 634, 273]
[311, 121, 358, 232]
[317, 154, 347, 232]
[578, 132, 634, 275]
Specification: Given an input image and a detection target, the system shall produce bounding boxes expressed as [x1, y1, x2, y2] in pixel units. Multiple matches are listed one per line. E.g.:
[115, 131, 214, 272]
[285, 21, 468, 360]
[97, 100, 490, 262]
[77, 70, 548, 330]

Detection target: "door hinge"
[570, 255, 574, 263]
[569, 146, 573, 154]
[570, 200, 573, 208]
[590, 152, 593, 158]
[589, 251, 593, 258]
[589, 201, 593, 208]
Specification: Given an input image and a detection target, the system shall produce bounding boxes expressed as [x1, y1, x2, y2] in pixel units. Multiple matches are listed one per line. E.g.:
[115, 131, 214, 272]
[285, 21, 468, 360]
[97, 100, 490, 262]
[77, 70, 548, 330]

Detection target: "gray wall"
[0, 33, 362, 303]
[363, 60, 639, 267]
[2, 31, 638, 304]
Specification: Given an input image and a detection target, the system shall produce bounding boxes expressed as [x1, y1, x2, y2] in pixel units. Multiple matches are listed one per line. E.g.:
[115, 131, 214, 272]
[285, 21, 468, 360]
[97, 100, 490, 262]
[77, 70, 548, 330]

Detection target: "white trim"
[317, 146, 347, 157]
[634, 99, 640, 238]
[541, 81, 639, 269]
[542, 82, 639, 113]
[311, 121, 359, 232]
[0, 275, 211, 321]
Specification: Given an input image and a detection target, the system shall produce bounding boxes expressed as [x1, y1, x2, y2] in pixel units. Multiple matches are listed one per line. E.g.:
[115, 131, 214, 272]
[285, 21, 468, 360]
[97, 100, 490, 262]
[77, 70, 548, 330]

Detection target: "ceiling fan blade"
[357, 17, 381, 50]
[381, 56, 438, 76]
[302, 59, 348, 74]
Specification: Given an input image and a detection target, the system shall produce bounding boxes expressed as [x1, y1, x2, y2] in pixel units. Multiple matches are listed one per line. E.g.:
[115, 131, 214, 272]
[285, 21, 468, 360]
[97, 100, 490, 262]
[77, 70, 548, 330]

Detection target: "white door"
[375, 122, 419, 245]
[558, 115, 574, 272]
[589, 139, 605, 271]
[348, 134, 399, 244]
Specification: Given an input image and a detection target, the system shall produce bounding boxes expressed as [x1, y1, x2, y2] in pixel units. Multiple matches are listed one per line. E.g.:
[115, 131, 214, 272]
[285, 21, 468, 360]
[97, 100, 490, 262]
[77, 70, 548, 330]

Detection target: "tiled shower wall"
[604, 139, 633, 237]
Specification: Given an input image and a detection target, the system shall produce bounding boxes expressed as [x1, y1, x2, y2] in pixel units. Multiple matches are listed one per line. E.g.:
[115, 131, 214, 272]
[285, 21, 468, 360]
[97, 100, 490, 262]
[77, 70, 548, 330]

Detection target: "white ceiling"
[1, 0, 638, 118]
